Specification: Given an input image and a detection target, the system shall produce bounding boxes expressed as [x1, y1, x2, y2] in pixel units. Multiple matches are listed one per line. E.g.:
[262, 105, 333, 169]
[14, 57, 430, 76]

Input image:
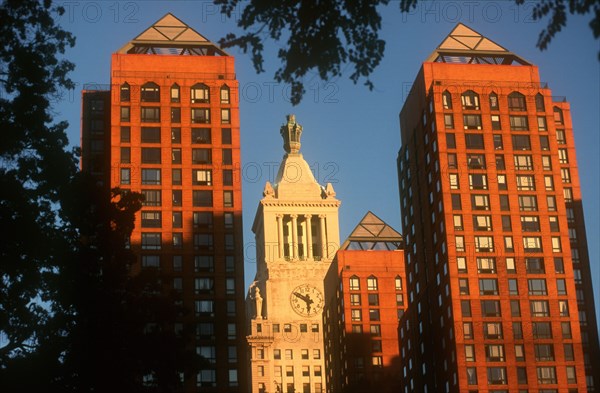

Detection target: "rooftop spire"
[280, 114, 303, 154]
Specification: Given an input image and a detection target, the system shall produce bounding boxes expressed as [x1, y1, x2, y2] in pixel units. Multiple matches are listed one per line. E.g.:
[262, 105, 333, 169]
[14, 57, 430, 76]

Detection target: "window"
[563, 187, 573, 202]
[172, 190, 182, 206]
[452, 194, 462, 210]
[537, 367, 557, 384]
[222, 149, 233, 165]
[395, 276, 403, 290]
[141, 233, 161, 250]
[141, 148, 161, 164]
[170, 148, 181, 164]
[559, 300, 569, 316]
[191, 108, 210, 124]
[221, 129, 232, 145]
[459, 278, 469, 295]
[141, 211, 161, 228]
[349, 276, 360, 290]
[553, 107, 564, 125]
[453, 214, 463, 230]
[195, 277, 214, 293]
[486, 345, 505, 362]
[484, 322, 503, 339]
[543, 175, 554, 191]
[469, 174, 487, 190]
[120, 106, 130, 122]
[477, 257, 496, 273]
[556, 279, 567, 295]
[564, 343, 574, 361]
[508, 92, 527, 111]
[141, 107, 160, 122]
[539, 135, 550, 150]
[442, 90, 452, 109]
[192, 149, 212, 164]
[506, 257, 516, 273]
[224, 212, 234, 229]
[530, 300, 550, 317]
[194, 255, 214, 272]
[193, 190, 212, 207]
[444, 114, 454, 129]
[467, 367, 478, 385]
[461, 300, 472, 317]
[170, 84, 180, 102]
[463, 114, 482, 129]
[446, 133, 456, 148]
[465, 134, 484, 149]
[493, 134, 503, 150]
[512, 135, 531, 150]
[515, 175, 536, 191]
[120, 168, 130, 185]
[471, 194, 490, 210]
[512, 322, 523, 339]
[537, 116, 547, 131]
[463, 322, 473, 339]
[172, 212, 182, 228]
[489, 92, 499, 109]
[514, 155, 533, 170]
[120, 126, 131, 142]
[224, 191, 234, 207]
[191, 83, 209, 103]
[141, 169, 161, 185]
[220, 85, 230, 103]
[192, 169, 212, 186]
[140, 127, 161, 143]
[467, 154, 485, 169]
[367, 276, 378, 290]
[457, 256, 467, 273]
[369, 309, 380, 321]
[518, 195, 537, 211]
[449, 173, 459, 189]
[461, 90, 480, 110]
[558, 149, 569, 164]
[349, 293, 361, 306]
[221, 108, 231, 124]
[551, 237, 562, 252]
[473, 215, 492, 231]
[481, 300, 501, 317]
[531, 322, 553, 339]
[194, 234, 213, 251]
[566, 366, 577, 384]
[465, 344, 476, 361]
[499, 195, 510, 211]
[535, 93, 545, 111]
[556, 128, 566, 144]
[197, 369, 216, 387]
[508, 279, 518, 295]
[528, 279, 547, 295]
[191, 128, 211, 144]
[561, 168, 571, 183]
[547, 196, 557, 212]
[523, 236, 542, 252]
[475, 236, 493, 252]
[487, 367, 507, 385]
[501, 215, 511, 231]
[479, 279, 498, 295]
[120, 83, 130, 101]
[521, 216, 540, 232]
[141, 190, 161, 206]
[120, 147, 130, 164]
[491, 115, 501, 130]
[171, 107, 181, 123]
[140, 82, 160, 102]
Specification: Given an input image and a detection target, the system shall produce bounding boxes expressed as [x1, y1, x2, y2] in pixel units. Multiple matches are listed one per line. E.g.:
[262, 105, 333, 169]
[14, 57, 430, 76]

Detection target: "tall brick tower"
[82, 13, 246, 391]
[397, 24, 599, 392]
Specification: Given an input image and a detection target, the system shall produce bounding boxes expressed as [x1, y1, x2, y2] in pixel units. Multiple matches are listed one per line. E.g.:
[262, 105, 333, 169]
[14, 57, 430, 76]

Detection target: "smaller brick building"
[324, 212, 406, 392]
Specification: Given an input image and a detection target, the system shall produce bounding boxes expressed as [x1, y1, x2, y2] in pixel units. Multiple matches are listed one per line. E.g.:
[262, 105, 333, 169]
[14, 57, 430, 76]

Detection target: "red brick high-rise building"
[397, 24, 599, 392]
[324, 212, 407, 392]
[81, 14, 247, 392]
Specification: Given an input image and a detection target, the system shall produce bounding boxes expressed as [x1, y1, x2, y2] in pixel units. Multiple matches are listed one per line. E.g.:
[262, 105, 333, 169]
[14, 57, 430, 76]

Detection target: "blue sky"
[55, 1, 599, 318]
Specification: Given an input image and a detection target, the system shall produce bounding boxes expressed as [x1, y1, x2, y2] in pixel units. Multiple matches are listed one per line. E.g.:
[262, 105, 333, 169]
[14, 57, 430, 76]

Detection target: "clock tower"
[247, 115, 341, 393]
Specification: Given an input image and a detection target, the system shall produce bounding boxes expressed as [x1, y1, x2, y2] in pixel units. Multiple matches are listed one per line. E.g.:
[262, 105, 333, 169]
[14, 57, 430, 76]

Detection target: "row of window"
[348, 275, 403, 291]
[196, 368, 238, 388]
[349, 292, 404, 307]
[457, 255, 566, 274]
[141, 232, 236, 251]
[464, 365, 576, 386]
[258, 382, 323, 393]
[458, 277, 568, 297]
[464, 343, 575, 363]
[121, 126, 232, 145]
[440, 90, 563, 119]
[141, 210, 234, 228]
[454, 234, 563, 253]
[138, 189, 234, 208]
[461, 299, 572, 318]
[452, 193, 568, 214]
[461, 320, 573, 341]
[454, 214, 562, 233]
[194, 299, 236, 316]
[444, 113, 551, 132]
[446, 131, 566, 151]
[141, 254, 236, 273]
[256, 322, 319, 335]
[121, 147, 232, 165]
[448, 171, 569, 191]
[120, 82, 230, 104]
[266, 348, 321, 361]
[447, 151, 568, 171]
[161, 276, 237, 295]
[120, 106, 231, 124]
[122, 168, 234, 188]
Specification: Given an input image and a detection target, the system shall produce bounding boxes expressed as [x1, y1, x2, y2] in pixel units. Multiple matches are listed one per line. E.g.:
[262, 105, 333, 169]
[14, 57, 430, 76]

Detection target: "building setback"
[324, 212, 407, 393]
[397, 24, 599, 392]
[247, 115, 341, 393]
[81, 13, 247, 391]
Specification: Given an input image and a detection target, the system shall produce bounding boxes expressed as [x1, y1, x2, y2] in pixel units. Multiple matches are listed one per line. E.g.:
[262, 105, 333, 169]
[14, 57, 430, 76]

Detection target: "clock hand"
[293, 292, 314, 312]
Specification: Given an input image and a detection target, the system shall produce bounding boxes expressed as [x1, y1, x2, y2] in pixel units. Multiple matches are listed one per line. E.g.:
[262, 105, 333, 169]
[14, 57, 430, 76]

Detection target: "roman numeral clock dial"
[290, 284, 324, 317]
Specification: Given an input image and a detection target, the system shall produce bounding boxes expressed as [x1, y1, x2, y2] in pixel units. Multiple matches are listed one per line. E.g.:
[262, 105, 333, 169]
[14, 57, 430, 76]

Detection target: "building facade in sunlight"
[323, 212, 407, 393]
[397, 23, 599, 392]
[246, 115, 341, 393]
[81, 14, 247, 391]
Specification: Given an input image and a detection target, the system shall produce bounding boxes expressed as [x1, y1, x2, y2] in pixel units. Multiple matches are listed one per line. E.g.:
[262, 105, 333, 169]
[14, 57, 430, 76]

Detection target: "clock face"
[290, 284, 324, 317]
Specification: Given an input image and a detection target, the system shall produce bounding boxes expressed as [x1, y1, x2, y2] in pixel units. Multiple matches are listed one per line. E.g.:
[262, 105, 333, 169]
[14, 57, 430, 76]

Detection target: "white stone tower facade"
[247, 115, 341, 393]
